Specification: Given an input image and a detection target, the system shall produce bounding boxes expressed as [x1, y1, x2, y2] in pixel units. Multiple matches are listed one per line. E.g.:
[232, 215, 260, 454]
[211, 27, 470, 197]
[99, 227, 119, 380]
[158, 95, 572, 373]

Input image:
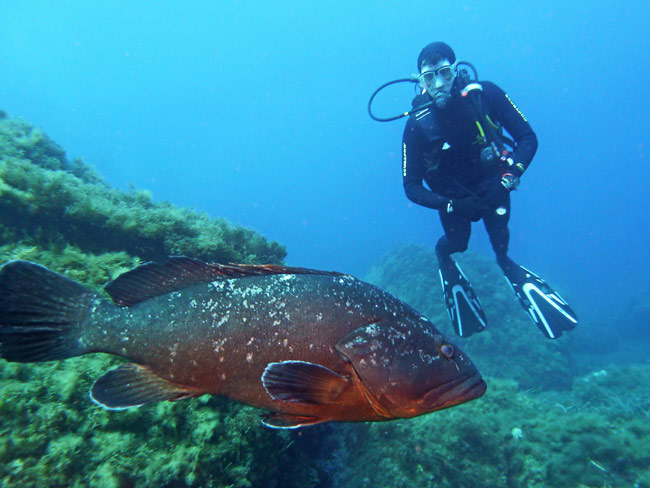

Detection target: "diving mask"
[418, 64, 457, 90]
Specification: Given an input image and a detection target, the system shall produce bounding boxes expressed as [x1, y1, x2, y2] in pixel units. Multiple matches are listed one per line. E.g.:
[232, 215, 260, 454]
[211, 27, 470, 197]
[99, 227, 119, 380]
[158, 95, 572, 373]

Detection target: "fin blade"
[439, 262, 487, 338]
[261, 360, 351, 405]
[105, 256, 343, 307]
[506, 266, 578, 339]
[524, 285, 578, 339]
[261, 413, 326, 429]
[90, 363, 196, 409]
[0, 260, 95, 362]
[454, 287, 488, 337]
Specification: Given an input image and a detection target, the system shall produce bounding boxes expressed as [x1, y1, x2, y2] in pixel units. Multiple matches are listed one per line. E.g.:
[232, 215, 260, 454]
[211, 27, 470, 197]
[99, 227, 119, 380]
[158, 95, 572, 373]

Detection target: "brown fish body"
[91, 273, 395, 419]
[0, 258, 486, 428]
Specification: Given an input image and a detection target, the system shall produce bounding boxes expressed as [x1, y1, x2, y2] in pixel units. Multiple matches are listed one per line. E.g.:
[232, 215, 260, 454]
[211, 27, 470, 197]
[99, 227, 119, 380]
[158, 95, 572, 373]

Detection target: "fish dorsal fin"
[105, 256, 343, 307]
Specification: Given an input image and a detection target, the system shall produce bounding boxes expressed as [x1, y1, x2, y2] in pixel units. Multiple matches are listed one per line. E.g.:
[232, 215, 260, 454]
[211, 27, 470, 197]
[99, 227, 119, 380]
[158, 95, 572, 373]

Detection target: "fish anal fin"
[261, 413, 327, 429]
[90, 363, 196, 410]
[105, 256, 343, 307]
[261, 360, 352, 405]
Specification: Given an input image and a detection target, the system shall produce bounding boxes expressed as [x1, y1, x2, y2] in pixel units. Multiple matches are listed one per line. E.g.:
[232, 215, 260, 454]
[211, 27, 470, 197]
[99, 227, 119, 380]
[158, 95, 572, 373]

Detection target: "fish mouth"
[423, 371, 487, 412]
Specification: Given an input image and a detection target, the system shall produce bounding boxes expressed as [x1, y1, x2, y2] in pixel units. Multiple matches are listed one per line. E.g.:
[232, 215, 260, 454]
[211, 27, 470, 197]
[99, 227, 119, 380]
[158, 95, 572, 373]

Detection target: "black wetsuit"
[401, 80, 537, 279]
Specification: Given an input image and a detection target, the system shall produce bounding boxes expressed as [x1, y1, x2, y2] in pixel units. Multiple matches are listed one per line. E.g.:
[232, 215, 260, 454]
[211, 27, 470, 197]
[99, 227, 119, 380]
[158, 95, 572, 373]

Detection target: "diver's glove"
[446, 197, 484, 219]
[499, 153, 525, 178]
[481, 177, 513, 208]
[500, 173, 520, 191]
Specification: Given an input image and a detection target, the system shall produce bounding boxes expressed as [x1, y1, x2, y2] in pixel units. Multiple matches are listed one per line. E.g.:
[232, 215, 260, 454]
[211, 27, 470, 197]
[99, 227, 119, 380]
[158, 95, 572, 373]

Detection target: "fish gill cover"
[1, 112, 649, 487]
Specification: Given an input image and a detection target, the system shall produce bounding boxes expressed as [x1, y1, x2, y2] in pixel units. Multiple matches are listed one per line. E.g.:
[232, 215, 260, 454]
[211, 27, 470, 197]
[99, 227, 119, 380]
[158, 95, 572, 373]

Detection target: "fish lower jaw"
[423, 372, 487, 412]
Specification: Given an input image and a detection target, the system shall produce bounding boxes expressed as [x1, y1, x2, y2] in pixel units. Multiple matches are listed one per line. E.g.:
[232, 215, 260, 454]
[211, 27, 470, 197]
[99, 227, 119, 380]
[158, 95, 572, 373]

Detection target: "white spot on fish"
[213, 338, 228, 353]
[221, 373, 227, 380]
[246, 337, 255, 346]
[364, 323, 380, 336]
[215, 314, 229, 328]
[246, 352, 254, 363]
[419, 350, 435, 364]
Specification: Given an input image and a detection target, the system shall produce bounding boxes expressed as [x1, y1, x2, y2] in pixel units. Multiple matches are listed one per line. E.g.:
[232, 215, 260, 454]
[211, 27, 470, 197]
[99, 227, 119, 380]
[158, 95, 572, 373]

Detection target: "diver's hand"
[446, 197, 484, 216]
[500, 173, 520, 191]
[481, 177, 514, 208]
[500, 153, 525, 178]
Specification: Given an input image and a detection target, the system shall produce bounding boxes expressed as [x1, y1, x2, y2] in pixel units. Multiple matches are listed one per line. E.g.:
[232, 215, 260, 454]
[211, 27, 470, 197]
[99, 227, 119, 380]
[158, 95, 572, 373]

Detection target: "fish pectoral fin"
[90, 363, 197, 410]
[261, 413, 327, 429]
[261, 360, 351, 405]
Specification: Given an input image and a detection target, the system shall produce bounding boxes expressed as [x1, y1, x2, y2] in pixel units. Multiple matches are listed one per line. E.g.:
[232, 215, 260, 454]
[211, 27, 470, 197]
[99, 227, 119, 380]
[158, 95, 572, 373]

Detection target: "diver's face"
[420, 59, 456, 108]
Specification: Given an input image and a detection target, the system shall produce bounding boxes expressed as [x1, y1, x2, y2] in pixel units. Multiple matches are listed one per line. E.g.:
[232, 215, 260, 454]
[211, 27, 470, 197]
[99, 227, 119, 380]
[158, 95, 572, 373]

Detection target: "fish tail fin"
[0, 260, 97, 362]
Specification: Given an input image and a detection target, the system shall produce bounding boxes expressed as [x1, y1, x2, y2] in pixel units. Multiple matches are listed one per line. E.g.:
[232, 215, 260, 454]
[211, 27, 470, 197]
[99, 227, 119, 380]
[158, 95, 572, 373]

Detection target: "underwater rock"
[0, 112, 286, 265]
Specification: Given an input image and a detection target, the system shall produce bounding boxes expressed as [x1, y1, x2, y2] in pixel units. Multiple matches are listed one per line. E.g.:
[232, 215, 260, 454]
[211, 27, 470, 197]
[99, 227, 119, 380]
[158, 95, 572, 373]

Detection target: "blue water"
[1, 0, 648, 326]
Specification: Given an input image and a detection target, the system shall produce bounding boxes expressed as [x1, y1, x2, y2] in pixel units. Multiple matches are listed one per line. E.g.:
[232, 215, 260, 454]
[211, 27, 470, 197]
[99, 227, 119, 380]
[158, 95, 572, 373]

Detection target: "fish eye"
[439, 344, 454, 359]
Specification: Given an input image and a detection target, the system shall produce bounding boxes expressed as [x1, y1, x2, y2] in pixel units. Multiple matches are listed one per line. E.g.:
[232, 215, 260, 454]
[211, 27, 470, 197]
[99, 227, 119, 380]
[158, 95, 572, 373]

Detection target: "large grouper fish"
[0, 257, 486, 428]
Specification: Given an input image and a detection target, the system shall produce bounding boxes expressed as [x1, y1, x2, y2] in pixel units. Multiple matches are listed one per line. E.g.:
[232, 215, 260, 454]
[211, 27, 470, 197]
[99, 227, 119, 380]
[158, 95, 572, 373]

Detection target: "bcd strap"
[409, 95, 444, 142]
[461, 83, 515, 155]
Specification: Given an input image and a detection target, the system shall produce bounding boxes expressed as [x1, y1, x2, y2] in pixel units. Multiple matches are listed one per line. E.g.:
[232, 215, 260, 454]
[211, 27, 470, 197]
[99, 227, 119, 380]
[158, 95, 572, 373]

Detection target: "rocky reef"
[355, 244, 650, 488]
[0, 110, 286, 269]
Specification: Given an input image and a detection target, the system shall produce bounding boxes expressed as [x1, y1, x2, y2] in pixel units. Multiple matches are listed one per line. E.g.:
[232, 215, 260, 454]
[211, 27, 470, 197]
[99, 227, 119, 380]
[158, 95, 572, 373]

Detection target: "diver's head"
[417, 42, 457, 108]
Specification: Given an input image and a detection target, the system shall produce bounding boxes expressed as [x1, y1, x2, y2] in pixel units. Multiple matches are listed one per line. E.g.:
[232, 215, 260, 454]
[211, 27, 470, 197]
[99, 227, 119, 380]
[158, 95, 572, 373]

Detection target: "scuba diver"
[368, 41, 577, 339]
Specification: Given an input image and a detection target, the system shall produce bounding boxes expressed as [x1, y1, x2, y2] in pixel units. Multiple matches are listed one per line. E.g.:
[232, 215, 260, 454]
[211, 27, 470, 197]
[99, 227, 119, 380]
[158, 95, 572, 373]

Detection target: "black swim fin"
[438, 261, 487, 338]
[505, 266, 577, 339]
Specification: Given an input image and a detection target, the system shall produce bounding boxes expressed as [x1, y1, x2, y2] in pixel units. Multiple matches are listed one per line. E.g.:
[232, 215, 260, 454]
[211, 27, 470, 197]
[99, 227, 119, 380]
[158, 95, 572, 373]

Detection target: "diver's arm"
[483, 82, 538, 173]
[402, 121, 448, 209]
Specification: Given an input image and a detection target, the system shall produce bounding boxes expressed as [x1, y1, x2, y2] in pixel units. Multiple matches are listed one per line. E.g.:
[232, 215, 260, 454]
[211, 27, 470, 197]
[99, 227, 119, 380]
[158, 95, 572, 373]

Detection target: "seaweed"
[0, 114, 286, 266]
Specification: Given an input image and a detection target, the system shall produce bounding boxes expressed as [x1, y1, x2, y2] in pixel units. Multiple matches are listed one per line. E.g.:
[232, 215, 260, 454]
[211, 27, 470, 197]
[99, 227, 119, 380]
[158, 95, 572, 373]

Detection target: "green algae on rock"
[0, 113, 286, 265]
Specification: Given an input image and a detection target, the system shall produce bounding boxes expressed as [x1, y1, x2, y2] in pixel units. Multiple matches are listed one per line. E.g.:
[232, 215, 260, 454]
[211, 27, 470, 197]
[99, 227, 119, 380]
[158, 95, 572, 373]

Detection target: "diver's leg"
[482, 191, 526, 282]
[436, 212, 486, 336]
[483, 195, 577, 338]
[435, 211, 471, 268]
